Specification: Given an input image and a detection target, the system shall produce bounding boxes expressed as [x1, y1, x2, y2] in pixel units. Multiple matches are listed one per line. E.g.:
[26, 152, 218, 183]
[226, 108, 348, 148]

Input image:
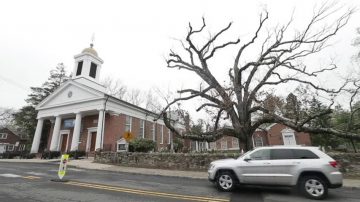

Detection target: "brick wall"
[267, 124, 311, 146]
[43, 113, 171, 153]
[78, 115, 98, 151]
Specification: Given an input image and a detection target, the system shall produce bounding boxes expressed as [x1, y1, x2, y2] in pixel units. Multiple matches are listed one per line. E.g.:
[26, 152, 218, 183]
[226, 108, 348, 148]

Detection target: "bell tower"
[72, 43, 105, 92]
[72, 43, 104, 83]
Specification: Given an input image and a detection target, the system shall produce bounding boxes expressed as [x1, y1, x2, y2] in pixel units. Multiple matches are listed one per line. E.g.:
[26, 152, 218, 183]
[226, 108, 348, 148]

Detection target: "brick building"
[30, 45, 183, 154]
[207, 123, 312, 151]
[0, 127, 28, 153]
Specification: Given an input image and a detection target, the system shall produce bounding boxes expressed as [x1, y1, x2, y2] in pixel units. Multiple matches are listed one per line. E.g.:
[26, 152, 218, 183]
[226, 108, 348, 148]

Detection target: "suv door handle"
[292, 162, 300, 164]
[263, 162, 271, 165]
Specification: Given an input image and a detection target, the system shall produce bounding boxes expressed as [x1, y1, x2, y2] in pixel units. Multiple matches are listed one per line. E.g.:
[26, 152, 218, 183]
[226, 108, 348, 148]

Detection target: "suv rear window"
[293, 149, 319, 159]
[270, 149, 319, 160]
[270, 149, 294, 159]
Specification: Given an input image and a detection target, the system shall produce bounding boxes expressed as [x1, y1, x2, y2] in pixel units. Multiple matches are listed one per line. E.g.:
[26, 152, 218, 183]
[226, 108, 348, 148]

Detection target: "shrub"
[41, 151, 61, 159]
[20, 152, 36, 159]
[0, 151, 20, 159]
[128, 138, 156, 153]
[173, 138, 184, 153]
[68, 150, 86, 159]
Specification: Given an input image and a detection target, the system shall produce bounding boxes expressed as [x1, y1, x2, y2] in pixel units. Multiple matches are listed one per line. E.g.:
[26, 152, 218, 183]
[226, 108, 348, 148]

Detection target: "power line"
[0, 75, 29, 91]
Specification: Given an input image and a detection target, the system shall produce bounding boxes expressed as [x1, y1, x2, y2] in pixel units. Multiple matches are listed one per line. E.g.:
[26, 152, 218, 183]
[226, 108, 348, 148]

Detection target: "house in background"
[30, 44, 184, 155]
[204, 123, 312, 151]
[0, 127, 28, 153]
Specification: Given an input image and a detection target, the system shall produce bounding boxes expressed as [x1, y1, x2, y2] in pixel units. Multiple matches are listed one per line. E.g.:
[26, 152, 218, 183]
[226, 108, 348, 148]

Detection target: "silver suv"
[208, 146, 342, 200]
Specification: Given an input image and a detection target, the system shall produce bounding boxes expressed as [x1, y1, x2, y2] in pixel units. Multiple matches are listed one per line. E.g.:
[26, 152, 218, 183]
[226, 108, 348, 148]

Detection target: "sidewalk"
[1, 158, 359, 188]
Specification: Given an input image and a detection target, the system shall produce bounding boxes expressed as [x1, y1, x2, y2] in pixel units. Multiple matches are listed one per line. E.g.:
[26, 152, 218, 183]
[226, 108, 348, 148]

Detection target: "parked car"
[208, 146, 342, 200]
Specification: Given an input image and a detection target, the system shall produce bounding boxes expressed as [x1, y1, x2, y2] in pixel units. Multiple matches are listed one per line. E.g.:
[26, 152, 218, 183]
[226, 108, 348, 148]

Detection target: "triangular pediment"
[36, 80, 104, 109]
[281, 127, 294, 133]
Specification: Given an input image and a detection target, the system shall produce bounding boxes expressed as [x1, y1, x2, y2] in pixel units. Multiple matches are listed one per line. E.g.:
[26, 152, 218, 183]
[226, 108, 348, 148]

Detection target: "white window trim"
[232, 138, 239, 149]
[254, 136, 263, 147]
[7, 144, 14, 151]
[210, 142, 216, 150]
[0, 133, 8, 139]
[125, 116, 132, 132]
[19, 144, 25, 151]
[116, 138, 128, 152]
[160, 126, 164, 144]
[221, 141, 227, 150]
[281, 128, 297, 145]
[58, 130, 70, 152]
[86, 127, 98, 152]
[140, 120, 145, 138]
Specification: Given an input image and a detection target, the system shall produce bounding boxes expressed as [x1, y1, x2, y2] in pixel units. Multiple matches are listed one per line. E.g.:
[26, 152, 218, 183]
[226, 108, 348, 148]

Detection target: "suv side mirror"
[244, 156, 252, 162]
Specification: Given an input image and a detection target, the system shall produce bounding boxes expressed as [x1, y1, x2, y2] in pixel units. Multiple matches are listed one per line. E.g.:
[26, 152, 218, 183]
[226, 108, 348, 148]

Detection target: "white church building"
[30, 44, 183, 154]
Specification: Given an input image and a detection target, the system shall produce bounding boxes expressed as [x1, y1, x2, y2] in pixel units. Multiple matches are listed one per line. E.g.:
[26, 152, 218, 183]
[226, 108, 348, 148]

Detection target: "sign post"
[56, 154, 69, 182]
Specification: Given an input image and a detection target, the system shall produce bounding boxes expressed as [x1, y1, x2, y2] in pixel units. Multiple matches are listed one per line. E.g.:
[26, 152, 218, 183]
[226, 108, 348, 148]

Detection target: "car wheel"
[216, 171, 235, 191]
[299, 175, 328, 200]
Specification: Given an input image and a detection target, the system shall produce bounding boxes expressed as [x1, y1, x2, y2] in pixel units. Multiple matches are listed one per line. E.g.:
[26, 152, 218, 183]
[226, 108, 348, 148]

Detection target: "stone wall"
[95, 152, 360, 177]
[95, 152, 239, 171]
[328, 152, 360, 178]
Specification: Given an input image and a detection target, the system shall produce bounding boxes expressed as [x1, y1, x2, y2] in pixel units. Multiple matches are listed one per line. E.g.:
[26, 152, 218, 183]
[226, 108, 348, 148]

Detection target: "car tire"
[216, 171, 236, 192]
[299, 175, 328, 200]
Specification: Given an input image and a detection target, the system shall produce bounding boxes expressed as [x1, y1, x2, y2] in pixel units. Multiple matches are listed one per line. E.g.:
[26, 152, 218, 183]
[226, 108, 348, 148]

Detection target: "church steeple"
[72, 43, 104, 83]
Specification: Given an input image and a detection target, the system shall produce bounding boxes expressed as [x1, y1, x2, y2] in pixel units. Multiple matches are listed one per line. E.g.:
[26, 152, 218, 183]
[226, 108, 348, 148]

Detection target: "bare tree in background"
[125, 88, 144, 106]
[144, 89, 163, 113]
[102, 77, 127, 99]
[0, 108, 14, 127]
[161, 3, 356, 150]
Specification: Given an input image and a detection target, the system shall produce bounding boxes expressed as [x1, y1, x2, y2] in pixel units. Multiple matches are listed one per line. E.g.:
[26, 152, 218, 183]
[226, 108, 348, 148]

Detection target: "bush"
[20, 152, 36, 159]
[68, 150, 86, 159]
[0, 151, 21, 159]
[128, 138, 156, 153]
[173, 138, 184, 153]
[41, 151, 61, 159]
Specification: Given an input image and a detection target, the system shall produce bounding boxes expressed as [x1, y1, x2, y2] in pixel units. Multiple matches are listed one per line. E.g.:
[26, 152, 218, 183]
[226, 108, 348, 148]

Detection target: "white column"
[70, 113, 82, 151]
[30, 118, 44, 154]
[49, 116, 62, 151]
[95, 110, 104, 151]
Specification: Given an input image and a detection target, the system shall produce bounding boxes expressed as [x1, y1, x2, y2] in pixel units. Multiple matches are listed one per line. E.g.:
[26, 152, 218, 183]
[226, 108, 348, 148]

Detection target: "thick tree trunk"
[244, 135, 253, 151]
[350, 138, 357, 153]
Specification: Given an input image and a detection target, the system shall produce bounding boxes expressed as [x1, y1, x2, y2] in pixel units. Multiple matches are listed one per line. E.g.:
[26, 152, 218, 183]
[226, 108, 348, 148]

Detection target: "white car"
[208, 146, 342, 200]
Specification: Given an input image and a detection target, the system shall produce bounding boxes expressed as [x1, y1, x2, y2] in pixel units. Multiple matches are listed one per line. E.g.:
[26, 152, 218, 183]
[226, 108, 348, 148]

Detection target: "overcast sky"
[0, 0, 359, 114]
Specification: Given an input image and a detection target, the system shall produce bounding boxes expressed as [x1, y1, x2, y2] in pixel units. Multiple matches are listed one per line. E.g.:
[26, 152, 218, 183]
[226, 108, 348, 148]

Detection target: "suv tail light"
[329, 161, 339, 168]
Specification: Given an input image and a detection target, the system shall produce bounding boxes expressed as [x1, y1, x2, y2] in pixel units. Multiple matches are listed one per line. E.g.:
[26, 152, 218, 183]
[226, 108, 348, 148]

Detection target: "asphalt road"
[0, 162, 359, 202]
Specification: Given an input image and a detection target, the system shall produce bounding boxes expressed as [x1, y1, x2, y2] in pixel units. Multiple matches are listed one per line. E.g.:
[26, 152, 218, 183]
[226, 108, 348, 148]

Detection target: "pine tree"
[26, 63, 69, 106]
[13, 63, 69, 151]
[284, 93, 301, 122]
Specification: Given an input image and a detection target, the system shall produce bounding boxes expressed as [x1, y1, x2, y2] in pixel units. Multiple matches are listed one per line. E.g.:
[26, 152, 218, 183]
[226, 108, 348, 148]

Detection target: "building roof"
[0, 126, 23, 137]
[81, 44, 98, 57]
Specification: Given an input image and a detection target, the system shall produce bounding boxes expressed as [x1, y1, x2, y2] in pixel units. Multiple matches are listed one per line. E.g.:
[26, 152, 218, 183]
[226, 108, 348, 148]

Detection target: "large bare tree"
[161, 3, 357, 150]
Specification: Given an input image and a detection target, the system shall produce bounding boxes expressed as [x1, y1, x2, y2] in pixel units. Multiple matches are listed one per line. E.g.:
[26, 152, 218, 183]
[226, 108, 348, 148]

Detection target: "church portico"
[31, 108, 109, 153]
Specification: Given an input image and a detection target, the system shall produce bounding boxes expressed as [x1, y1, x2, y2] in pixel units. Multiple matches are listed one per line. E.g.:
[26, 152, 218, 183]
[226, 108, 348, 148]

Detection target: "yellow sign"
[58, 154, 69, 180]
[123, 131, 134, 142]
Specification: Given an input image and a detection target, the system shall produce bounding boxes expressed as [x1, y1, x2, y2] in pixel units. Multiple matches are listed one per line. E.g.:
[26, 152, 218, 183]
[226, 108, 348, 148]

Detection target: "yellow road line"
[22, 176, 41, 179]
[65, 181, 229, 202]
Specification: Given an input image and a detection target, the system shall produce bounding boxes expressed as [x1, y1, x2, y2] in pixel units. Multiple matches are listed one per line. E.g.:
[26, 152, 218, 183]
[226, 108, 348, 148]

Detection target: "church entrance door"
[90, 132, 96, 151]
[60, 134, 68, 153]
